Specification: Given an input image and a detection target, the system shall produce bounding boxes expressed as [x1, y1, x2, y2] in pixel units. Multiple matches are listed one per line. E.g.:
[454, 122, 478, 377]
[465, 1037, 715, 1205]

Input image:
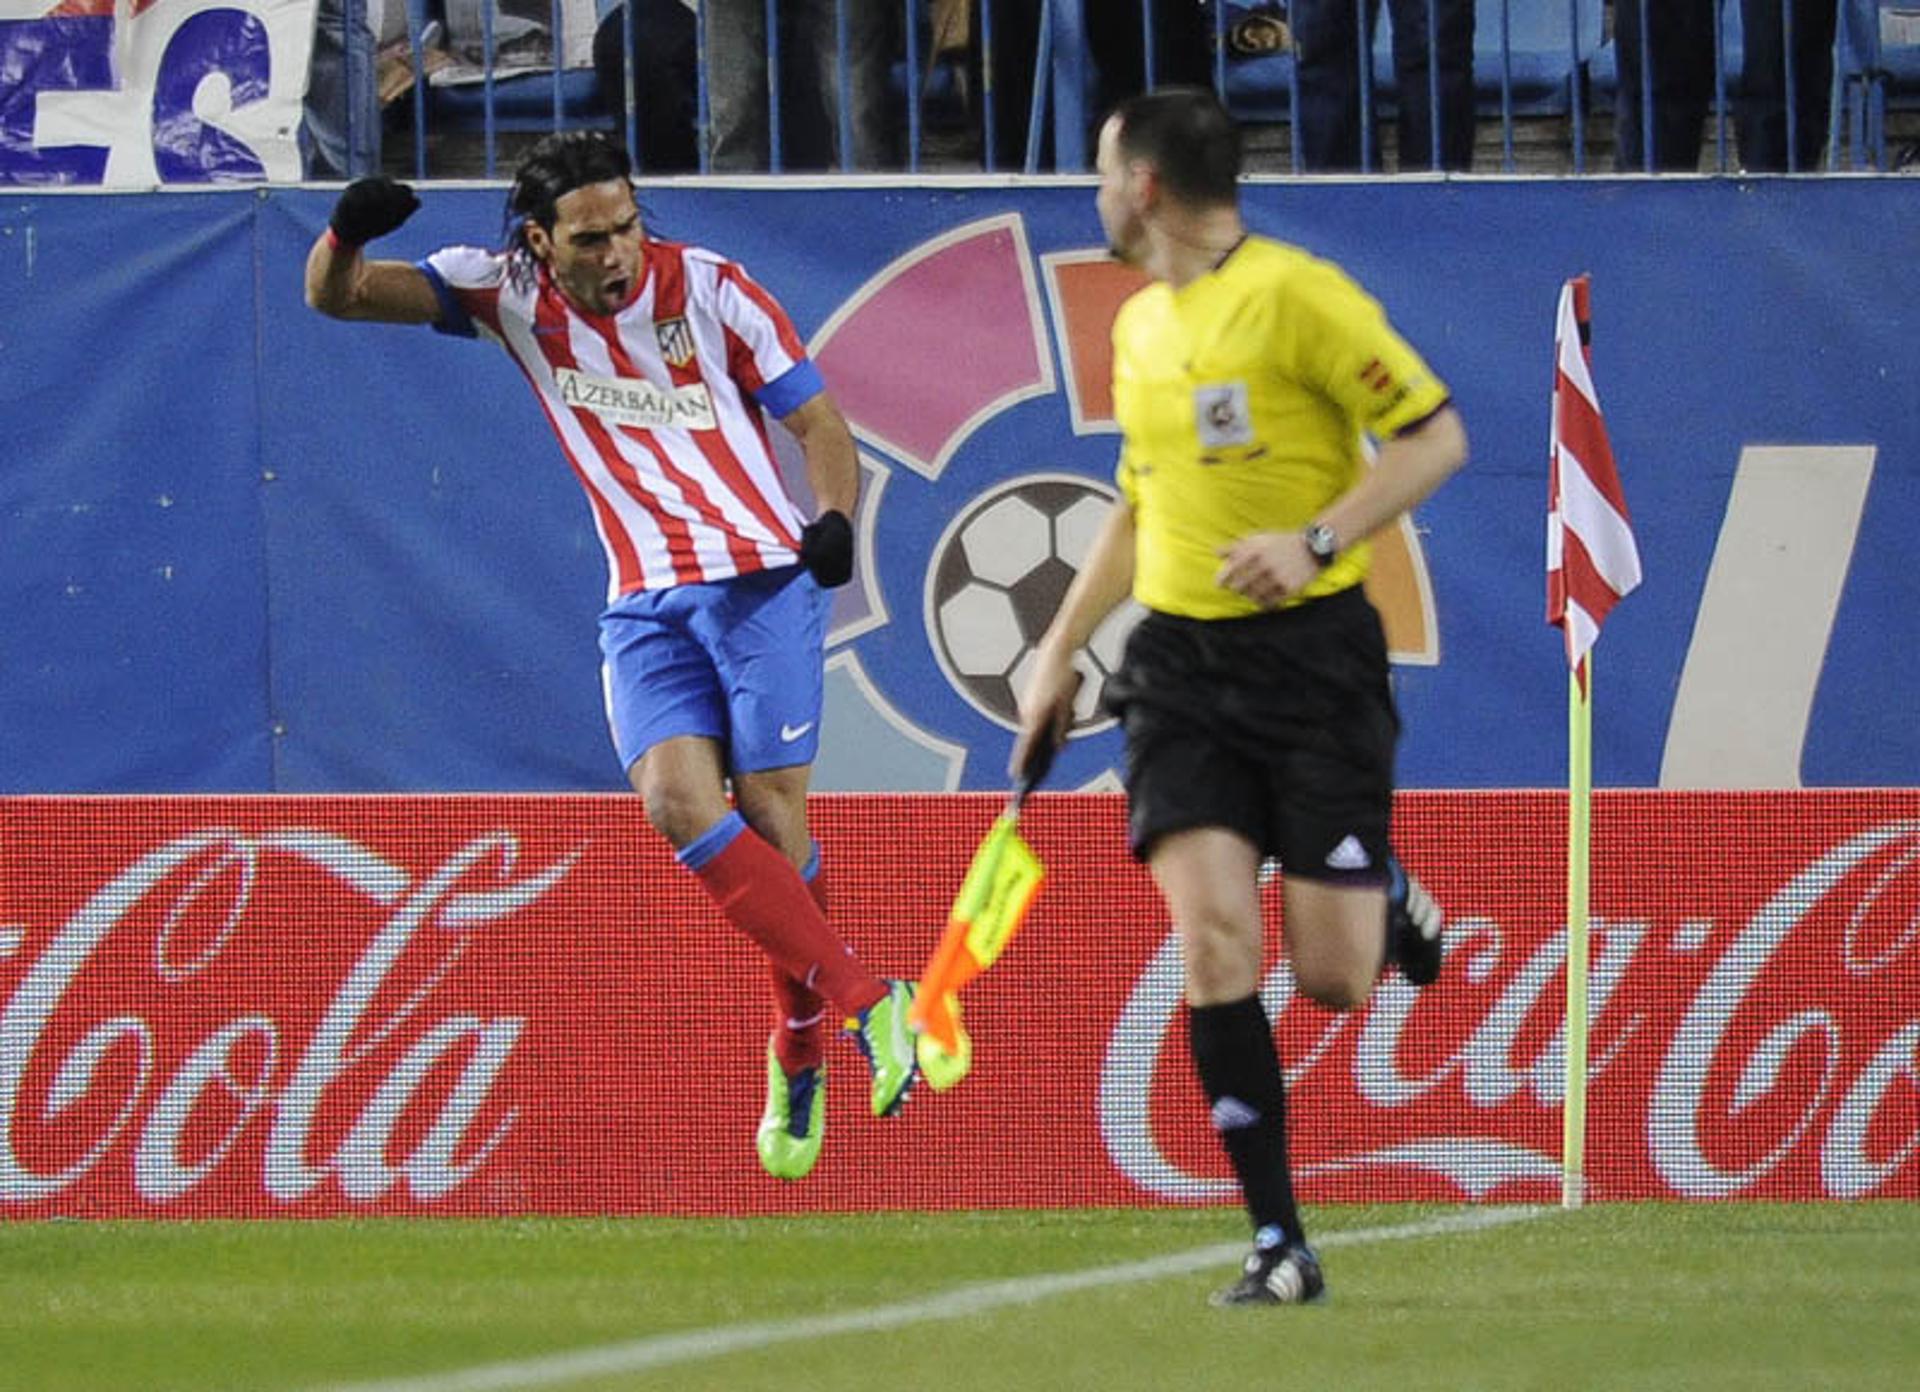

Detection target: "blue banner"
[2, 178, 1916, 793]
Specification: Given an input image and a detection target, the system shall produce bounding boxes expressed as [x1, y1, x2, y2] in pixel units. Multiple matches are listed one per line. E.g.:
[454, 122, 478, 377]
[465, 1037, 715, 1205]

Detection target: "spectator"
[1739, 0, 1836, 171]
[704, 0, 897, 169]
[964, 0, 1211, 172]
[1613, 1, 1837, 173]
[441, 0, 550, 60]
[1612, 0, 1715, 170]
[304, 0, 382, 178]
[1088, 0, 1213, 112]
[1295, 0, 1477, 171]
[956, 0, 1054, 171]
[591, 0, 700, 172]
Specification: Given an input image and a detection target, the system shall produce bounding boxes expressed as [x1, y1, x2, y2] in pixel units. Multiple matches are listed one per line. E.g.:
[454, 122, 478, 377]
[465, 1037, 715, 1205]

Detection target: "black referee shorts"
[1104, 585, 1400, 881]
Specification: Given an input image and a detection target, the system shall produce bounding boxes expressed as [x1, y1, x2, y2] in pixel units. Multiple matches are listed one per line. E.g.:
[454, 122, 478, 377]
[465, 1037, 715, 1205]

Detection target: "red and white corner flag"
[1547, 275, 1641, 675]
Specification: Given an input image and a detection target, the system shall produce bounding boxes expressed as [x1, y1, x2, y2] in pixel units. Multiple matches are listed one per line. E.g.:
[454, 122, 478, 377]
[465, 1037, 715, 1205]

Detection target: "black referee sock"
[1189, 994, 1305, 1248]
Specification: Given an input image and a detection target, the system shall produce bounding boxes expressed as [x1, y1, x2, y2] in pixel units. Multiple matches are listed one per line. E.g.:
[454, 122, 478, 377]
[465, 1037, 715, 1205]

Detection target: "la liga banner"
[1, 791, 1916, 1217]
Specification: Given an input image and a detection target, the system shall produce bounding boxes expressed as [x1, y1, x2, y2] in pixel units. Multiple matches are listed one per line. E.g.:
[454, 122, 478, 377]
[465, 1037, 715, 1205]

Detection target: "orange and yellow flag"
[910, 810, 1045, 1060]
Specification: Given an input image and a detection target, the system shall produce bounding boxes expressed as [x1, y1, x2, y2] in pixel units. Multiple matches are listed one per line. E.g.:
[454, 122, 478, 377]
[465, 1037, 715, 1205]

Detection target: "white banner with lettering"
[0, 0, 314, 185]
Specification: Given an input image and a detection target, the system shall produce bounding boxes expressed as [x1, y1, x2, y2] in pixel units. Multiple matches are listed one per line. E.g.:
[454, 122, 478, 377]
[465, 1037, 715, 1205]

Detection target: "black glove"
[329, 177, 421, 247]
[799, 510, 854, 588]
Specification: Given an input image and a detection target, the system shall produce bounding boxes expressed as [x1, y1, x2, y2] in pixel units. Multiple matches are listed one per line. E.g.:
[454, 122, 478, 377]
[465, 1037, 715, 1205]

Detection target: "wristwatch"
[1303, 522, 1339, 568]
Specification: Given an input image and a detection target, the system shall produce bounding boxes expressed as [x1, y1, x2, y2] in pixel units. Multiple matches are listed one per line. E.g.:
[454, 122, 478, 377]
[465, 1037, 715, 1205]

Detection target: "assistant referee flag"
[1547, 275, 1641, 671]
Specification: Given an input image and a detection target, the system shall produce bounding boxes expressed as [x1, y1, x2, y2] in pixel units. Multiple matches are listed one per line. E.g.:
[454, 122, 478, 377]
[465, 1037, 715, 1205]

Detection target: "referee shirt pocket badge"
[1194, 382, 1254, 450]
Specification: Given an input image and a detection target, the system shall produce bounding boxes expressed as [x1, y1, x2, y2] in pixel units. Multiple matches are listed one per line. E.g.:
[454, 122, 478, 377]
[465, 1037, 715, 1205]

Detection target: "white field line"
[314, 1205, 1553, 1392]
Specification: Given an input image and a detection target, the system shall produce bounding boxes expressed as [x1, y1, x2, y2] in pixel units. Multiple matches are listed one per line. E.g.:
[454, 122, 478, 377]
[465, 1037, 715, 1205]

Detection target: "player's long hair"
[502, 131, 655, 290]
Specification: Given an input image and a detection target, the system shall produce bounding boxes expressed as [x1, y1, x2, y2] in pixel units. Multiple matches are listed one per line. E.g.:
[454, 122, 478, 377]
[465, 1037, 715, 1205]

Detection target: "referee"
[1014, 88, 1467, 1307]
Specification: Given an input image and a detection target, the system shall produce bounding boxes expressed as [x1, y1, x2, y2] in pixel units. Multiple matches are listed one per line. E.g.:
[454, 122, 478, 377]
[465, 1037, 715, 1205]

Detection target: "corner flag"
[1547, 275, 1642, 677]
[1546, 274, 1639, 1212]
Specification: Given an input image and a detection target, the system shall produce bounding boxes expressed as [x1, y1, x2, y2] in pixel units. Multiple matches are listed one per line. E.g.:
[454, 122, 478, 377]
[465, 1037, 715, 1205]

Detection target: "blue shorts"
[599, 565, 829, 776]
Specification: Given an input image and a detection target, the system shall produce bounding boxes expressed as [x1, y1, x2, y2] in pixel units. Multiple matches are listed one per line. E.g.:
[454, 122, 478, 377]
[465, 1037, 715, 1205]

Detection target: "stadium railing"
[1586, 0, 1920, 174]
[329, 0, 1920, 179]
[1212, 0, 1605, 171]
[1836, 0, 1920, 165]
[341, 0, 1021, 178]
[1041, 0, 1919, 175]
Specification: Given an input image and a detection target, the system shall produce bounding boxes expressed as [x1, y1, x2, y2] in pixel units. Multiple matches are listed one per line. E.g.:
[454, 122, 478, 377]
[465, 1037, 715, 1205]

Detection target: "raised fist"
[328, 177, 421, 247]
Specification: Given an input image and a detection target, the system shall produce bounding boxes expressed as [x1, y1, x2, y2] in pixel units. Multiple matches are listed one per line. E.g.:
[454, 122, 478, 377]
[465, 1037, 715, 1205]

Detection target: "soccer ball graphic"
[926, 474, 1145, 734]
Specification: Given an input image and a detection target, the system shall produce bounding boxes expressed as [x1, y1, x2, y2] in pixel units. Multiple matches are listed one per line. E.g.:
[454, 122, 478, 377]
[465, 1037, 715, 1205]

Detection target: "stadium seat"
[398, 0, 611, 147]
[425, 69, 609, 134]
[1834, 0, 1920, 165]
[1217, 4, 1297, 123]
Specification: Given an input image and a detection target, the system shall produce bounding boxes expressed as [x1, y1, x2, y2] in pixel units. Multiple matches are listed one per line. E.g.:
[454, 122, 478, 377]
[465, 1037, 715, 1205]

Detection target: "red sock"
[770, 863, 831, 1073]
[684, 816, 885, 1018]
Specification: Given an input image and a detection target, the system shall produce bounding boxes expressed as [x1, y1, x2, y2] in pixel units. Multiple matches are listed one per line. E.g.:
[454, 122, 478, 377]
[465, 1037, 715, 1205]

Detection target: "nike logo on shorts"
[780, 721, 815, 742]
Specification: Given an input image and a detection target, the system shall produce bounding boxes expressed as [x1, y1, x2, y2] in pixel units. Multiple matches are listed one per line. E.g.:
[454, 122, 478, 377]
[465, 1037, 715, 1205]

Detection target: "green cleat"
[845, 980, 919, 1117]
[755, 1042, 825, 1181]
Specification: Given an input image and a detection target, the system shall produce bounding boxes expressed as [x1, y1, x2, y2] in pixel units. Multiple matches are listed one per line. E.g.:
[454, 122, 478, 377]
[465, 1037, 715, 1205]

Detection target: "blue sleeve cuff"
[756, 359, 824, 418]
[416, 260, 478, 338]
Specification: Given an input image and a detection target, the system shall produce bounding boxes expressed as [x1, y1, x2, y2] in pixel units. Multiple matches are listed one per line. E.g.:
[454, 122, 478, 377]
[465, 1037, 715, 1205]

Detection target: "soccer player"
[304, 131, 917, 1182]
[1013, 88, 1464, 1306]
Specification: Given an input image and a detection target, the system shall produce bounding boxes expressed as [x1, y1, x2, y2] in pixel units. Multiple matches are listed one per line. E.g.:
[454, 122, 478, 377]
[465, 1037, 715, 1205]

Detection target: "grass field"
[3, 1202, 1916, 1392]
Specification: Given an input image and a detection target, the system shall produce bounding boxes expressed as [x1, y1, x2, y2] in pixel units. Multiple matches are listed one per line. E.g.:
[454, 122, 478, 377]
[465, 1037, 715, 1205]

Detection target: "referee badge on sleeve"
[1195, 382, 1254, 449]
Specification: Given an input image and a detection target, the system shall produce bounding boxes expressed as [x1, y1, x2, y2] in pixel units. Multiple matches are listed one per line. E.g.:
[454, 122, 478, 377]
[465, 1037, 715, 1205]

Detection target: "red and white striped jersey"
[421, 238, 819, 599]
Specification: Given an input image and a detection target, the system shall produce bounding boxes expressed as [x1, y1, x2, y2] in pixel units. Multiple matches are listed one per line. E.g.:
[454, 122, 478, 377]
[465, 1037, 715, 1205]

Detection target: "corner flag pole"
[1563, 654, 1593, 1210]
[1550, 273, 1639, 1212]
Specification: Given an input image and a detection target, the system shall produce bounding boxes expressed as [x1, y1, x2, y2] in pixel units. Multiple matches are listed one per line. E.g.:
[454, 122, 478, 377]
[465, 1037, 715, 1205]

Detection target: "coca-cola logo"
[1652, 820, 1920, 1198]
[1098, 820, 1920, 1201]
[1, 827, 580, 1207]
[3, 793, 1914, 1215]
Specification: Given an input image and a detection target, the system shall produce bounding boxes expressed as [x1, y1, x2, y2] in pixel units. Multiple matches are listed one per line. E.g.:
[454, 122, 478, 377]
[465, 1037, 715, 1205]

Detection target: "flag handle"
[911, 727, 1059, 1051]
[1563, 653, 1593, 1210]
[1009, 721, 1062, 814]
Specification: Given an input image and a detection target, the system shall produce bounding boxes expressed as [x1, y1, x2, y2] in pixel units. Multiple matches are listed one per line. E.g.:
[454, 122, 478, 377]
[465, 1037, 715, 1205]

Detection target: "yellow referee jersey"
[1112, 235, 1450, 619]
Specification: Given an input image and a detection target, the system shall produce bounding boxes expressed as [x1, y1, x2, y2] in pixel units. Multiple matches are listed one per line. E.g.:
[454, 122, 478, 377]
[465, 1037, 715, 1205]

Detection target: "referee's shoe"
[1386, 856, 1444, 987]
[1211, 1232, 1326, 1307]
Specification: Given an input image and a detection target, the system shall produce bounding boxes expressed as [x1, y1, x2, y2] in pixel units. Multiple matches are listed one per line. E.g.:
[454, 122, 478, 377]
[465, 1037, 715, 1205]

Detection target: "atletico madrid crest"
[655, 316, 695, 368]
